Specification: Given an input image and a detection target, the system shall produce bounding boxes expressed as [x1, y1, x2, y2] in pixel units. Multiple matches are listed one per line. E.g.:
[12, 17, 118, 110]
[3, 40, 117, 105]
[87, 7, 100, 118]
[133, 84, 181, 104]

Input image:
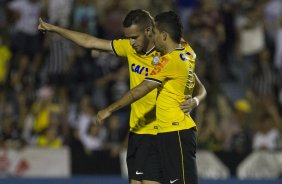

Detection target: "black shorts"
[127, 132, 161, 182]
[157, 128, 198, 184]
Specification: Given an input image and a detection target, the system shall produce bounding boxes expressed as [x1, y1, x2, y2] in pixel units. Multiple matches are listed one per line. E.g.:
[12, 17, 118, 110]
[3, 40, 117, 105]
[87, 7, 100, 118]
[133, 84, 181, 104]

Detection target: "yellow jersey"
[145, 42, 197, 133]
[0, 46, 11, 83]
[37, 135, 62, 149]
[111, 39, 159, 135]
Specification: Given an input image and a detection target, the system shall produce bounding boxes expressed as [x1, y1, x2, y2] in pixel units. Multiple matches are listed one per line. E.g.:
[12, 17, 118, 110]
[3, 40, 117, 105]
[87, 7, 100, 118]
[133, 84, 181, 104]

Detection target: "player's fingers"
[180, 99, 191, 107]
[185, 95, 192, 100]
[180, 103, 188, 110]
[181, 106, 191, 113]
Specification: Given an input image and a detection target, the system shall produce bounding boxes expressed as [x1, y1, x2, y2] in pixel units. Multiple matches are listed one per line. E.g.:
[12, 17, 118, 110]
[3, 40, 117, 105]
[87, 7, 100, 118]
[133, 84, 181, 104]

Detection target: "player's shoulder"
[167, 48, 196, 64]
[112, 39, 135, 55]
[181, 40, 195, 53]
[113, 38, 131, 46]
[180, 42, 196, 61]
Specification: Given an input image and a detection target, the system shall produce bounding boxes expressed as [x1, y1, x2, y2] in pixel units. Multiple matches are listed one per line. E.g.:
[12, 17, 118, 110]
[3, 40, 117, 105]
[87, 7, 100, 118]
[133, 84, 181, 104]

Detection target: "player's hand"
[38, 18, 53, 32]
[96, 109, 111, 125]
[180, 95, 197, 115]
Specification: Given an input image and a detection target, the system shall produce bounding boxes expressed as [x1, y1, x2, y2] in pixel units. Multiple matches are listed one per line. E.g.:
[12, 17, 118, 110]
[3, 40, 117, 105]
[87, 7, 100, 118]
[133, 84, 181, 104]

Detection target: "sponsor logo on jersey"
[131, 64, 149, 76]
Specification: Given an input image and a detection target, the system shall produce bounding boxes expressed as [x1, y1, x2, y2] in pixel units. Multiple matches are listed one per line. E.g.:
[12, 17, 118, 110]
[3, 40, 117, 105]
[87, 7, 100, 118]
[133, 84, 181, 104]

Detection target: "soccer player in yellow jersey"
[97, 11, 204, 184]
[38, 9, 206, 184]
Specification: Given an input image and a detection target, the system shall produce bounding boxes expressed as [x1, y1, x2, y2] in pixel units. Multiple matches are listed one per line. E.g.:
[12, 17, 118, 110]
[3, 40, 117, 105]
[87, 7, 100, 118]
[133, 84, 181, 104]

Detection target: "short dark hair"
[154, 11, 183, 43]
[123, 9, 154, 30]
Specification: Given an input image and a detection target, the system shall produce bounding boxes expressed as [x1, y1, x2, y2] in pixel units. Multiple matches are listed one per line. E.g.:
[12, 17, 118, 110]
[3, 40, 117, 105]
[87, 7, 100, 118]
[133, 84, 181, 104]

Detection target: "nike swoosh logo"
[170, 179, 179, 183]
[136, 171, 144, 175]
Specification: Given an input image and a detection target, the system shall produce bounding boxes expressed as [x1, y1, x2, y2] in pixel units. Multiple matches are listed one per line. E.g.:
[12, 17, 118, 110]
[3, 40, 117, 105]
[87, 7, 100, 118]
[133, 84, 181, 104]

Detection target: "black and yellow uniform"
[111, 39, 161, 181]
[146, 41, 198, 184]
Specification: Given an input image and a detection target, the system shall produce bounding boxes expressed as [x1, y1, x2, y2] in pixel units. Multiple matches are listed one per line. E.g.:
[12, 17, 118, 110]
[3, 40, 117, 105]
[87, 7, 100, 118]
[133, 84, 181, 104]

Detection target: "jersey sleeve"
[145, 57, 173, 84]
[111, 39, 131, 57]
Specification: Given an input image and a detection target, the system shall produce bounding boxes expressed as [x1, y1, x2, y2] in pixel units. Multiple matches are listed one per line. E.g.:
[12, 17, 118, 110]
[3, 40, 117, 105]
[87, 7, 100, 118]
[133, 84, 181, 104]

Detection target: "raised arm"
[38, 18, 112, 52]
[180, 73, 207, 114]
[96, 80, 159, 124]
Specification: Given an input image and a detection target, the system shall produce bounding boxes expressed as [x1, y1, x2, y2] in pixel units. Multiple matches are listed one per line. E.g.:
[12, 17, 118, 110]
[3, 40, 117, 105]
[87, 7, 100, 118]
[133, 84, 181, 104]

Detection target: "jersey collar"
[145, 47, 156, 55]
[175, 46, 185, 51]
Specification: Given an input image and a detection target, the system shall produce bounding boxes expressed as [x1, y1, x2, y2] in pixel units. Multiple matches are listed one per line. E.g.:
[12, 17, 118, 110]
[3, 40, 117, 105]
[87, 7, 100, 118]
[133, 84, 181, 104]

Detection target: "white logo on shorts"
[170, 179, 179, 183]
[136, 171, 144, 175]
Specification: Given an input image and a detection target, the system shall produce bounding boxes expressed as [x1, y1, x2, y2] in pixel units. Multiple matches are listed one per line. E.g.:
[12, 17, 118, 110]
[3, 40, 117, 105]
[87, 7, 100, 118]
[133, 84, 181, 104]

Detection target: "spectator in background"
[217, 94, 242, 151]
[252, 113, 279, 151]
[34, 126, 63, 149]
[80, 121, 107, 155]
[41, 32, 74, 88]
[12, 91, 29, 136]
[149, 0, 175, 17]
[0, 0, 8, 31]
[0, 101, 23, 148]
[7, 0, 44, 56]
[47, 0, 74, 28]
[175, 0, 199, 34]
[274, 17, 282, 106]
[0, 36, 11, 89]
[73, 0, 97, 35]
[31, 86, 62, 135]
[100, 1, 126, 39]
[248, 49, 282, 106]
[188, 0, 225, 87]
[68, 95, 96, 140]
[235, 5, 265, 87]
[91, 53, 122, 109]
[108, 65, 129, 103]
[197, 107, 223, 151]
[229, 99, 253, 154]
[219, 1, 237, 80]
[104, 115, 128, 157]
[8, 53, 33, 94]
[274, 17, 282, 70]
[263, 0, 282, 52]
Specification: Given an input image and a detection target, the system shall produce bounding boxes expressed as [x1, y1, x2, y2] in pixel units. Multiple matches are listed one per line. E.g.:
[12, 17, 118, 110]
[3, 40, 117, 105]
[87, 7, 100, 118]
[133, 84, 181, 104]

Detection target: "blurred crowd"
[0, 0, 281, 158]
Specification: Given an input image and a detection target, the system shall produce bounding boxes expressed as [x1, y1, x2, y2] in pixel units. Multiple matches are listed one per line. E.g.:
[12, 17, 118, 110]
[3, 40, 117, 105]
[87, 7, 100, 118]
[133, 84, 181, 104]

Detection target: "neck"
[163, 41, 180, 55]
[145, 41, 155, 52]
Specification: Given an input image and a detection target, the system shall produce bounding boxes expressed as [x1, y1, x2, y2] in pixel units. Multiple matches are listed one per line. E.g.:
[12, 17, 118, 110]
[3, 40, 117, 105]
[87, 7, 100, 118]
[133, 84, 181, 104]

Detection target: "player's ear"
[145, 27, 153, 37]
[161, 32, 167, 41]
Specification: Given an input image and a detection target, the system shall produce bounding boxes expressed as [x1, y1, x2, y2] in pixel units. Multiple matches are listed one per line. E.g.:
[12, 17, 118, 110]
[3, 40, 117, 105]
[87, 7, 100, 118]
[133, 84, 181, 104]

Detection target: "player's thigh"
[130, 179, 142, 184]
[180, 128, 198, 184]
[127, 133, 155, 181]
[131, 180, 160, 184]
[142, 136, 162, 183]
[157, 128, 198, 184]
[142, 180, 161, 184]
